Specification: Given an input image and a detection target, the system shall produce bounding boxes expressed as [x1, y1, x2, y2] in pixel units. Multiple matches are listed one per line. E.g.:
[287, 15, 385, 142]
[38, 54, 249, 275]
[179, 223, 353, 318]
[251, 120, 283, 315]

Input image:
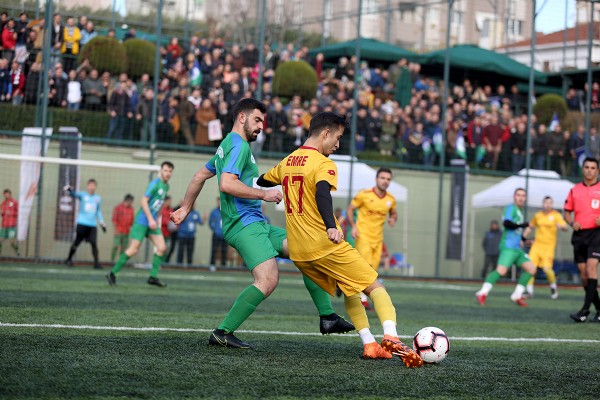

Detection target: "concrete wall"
[0, 138, 574, 278]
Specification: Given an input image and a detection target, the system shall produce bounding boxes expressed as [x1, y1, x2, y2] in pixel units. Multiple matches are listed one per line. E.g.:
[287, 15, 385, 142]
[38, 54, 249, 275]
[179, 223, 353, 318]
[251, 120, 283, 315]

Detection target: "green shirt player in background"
[475, 188, 537, 307]
[107, 161, 174, 287]
[171, 98, 354, 348]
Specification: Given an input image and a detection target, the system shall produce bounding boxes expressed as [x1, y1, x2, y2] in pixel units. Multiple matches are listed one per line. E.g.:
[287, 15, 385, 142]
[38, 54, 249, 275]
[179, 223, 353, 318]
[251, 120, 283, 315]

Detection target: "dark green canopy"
[414, 44, 548, 84]
[308, 37, 418, 64]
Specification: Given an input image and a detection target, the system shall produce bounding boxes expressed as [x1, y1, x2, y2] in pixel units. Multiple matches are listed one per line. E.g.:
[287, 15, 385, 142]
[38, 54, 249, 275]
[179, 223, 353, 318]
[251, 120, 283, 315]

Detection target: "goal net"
[0, 140, 160, 262]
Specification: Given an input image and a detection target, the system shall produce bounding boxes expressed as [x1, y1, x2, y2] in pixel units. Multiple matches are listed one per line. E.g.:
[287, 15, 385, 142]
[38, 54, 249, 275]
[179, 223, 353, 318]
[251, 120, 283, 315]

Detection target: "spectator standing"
[106, 75, 132, 141]
[1, 19, 16, 62]
[8, 60, 24, 105]
[48, 64, 68, 107]
[565, 88, 582, 111]
[532, 124, 548, 170]
[79, 21, 97, 47]
[66, 69, 82, 110]
[176, 205, 204, 265]
[177, 89, 195, 146]
[82, 69, 105, 111]
[266, 100, 288, 153]
[0, 188, 19, 256]
[481, 220, 501, 278]
[110, 194, 134, 261]
[208, 197, 227, 269]
[0, 58, 8, 101]
[570, 125, 586, 176]
[482, 115, 503, 169]
[378, 113, 396, 156]
[510, 121, 527, 172]
[242, 42, 258, 68]
[195, 98, 216, 146]
[24, 61, 40, 104]
[61, 17, 81, 73]
[589, 127, 600, 160]
[547, 123, 566, 175]
[135, 88, 153, 142]
[50, 14, 63, 68]
[14, 12, 28, 61]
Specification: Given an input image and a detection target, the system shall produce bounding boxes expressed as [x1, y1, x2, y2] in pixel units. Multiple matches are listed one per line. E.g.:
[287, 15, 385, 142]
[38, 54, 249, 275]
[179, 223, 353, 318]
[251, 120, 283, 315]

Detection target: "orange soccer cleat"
[362, 342, 392, 359]
[381, 334, 423, 368]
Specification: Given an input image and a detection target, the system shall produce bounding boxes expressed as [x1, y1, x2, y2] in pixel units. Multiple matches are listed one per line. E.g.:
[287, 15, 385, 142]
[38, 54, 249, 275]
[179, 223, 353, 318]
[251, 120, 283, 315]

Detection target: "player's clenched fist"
[170, 208, 189, 225]
[327, 228, 344, 244]
[262, 189, 283, 204]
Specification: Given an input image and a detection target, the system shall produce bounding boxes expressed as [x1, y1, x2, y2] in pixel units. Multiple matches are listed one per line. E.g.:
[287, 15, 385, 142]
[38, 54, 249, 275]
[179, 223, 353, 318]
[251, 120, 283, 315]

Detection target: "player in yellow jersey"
[522, 196, 568, 299]
[346, 168, 397, 308]
[257, 112, 422, 367]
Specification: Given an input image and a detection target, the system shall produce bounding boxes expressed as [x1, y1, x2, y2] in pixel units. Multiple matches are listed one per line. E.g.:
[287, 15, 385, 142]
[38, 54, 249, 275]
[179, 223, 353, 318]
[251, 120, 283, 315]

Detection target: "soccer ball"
[413, 326, 450, 364]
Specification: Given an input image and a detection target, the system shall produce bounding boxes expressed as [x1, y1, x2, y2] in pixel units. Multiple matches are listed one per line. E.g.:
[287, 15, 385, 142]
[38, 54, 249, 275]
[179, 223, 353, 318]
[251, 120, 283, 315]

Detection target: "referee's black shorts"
[75, 224, 98, 244]
[571, 228, 600, 263]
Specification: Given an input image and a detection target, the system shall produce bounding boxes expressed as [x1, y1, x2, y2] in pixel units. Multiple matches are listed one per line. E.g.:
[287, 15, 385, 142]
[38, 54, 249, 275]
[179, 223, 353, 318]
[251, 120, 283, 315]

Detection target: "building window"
[292, 0, 302, 25]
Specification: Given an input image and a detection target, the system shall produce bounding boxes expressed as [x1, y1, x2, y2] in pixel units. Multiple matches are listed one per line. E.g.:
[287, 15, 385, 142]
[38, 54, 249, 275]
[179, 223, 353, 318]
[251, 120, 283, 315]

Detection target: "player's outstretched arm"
[171, 166, 215, 225]
[220, 172, 282, 203]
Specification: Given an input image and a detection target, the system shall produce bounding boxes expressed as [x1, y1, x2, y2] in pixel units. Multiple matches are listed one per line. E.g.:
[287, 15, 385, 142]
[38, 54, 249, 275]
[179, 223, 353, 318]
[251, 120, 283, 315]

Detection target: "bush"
[272, 61, 318, 101]
[123, 39, 156, 80]
[79, 36, 128, 75]
[533, 93, 568, 126]
[0, 103, 109, 138]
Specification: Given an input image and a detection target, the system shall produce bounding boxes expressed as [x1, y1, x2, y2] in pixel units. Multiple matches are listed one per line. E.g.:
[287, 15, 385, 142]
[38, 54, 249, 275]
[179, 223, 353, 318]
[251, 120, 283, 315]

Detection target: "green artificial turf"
[0, 264, 598, 399]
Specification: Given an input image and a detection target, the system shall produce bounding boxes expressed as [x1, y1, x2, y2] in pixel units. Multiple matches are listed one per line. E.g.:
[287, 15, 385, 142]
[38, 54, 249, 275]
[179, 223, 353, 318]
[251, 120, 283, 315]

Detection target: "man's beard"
[244, 120, 260, 142]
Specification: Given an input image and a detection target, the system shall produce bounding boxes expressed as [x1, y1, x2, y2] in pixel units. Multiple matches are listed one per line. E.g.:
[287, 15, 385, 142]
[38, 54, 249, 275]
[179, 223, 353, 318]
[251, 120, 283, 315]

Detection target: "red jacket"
[161, 207, 173, 238]
[112, 202, 134, 235]
[1, 197, 18, 228]
[1, 27, 16, 50]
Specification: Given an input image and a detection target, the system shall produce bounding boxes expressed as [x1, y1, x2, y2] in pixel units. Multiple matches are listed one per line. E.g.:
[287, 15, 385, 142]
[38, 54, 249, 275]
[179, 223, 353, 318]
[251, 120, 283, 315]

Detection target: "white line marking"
[1, 322, 598, 343]
[1, 266, 476, 291]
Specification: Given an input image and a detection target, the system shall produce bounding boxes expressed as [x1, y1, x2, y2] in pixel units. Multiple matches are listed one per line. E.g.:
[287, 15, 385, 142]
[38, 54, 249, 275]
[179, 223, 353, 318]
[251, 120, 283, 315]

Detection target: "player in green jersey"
[107, 161, 174, 287]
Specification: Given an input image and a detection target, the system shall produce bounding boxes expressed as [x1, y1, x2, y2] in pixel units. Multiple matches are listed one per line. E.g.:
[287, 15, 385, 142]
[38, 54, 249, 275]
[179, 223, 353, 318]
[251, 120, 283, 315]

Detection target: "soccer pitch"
[1, 264, 599, 399]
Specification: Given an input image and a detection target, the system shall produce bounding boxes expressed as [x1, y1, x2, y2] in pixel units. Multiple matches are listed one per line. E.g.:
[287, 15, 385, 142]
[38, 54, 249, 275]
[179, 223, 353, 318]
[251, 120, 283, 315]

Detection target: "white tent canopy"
[331, 155, 407, 202]
[472, 169, 574, 209]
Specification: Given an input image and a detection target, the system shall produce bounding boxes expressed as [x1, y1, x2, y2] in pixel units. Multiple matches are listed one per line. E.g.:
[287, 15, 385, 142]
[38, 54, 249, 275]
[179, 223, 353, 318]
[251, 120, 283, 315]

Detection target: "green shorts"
[129, 223, 162, 242]
[0, 227, 17, 239]
[113, 233, 129, 246]
[497, 248, 531, 268]
[226, 221, 286, 270]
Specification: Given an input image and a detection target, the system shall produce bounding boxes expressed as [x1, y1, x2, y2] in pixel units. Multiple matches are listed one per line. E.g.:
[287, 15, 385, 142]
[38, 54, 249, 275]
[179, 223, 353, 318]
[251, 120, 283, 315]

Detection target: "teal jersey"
[135, 177, 170, 226]
[208, 132, 264, 239]
[72, 191, 104, 227]
[500, 203, 525, 250]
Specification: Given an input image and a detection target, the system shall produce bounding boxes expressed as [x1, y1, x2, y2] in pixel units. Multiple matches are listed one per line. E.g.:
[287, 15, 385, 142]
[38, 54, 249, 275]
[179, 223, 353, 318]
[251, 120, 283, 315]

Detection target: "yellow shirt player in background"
[522, 196, 568, 299]
[258, 111, 422, 367]
[346, 168, 397, 308]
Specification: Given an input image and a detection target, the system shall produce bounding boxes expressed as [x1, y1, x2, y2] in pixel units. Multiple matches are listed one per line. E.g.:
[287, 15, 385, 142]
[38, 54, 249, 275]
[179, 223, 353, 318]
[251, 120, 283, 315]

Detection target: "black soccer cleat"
[570, 309, 590, 323]
[147, 277, 167, 287]
[208, 329, 254, 349]
[94, 263, 103, 269]
[319, 313, 355, 335]
[106, 272, 117, 286]
[65, 259, 73, 267]
[590, 312, 600, 323]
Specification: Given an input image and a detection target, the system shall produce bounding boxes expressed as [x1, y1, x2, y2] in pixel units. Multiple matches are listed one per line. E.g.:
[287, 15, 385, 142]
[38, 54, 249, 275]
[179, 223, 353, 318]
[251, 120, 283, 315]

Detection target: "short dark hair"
[161, 161, 174, 169]
[543, 196, 552, 201]
[124, 194, 134, 201]
[308, 112, 346, 137]
[87, 178, 97, 184]
[376, 167, 392, 178]
[583, 157, 599, 168]
[514, 187, 526, 195]
[232, 98, 266, 122]
[3, 188, 11, 195]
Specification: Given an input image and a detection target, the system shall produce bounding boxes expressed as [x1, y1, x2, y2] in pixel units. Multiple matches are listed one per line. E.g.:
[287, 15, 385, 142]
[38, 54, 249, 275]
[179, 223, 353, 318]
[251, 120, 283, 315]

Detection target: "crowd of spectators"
[1, 10, 598, 176]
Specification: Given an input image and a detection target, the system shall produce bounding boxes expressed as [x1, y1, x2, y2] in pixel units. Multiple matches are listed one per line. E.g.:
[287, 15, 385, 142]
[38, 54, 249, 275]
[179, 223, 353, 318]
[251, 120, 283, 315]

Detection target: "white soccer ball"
[412, 326, 450, 364]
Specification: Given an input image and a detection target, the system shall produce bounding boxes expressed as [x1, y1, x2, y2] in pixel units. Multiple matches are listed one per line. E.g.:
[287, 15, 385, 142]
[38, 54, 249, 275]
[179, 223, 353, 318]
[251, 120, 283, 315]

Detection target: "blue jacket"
[178, 210, 203, 238]
[208, 207, 223, 238]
